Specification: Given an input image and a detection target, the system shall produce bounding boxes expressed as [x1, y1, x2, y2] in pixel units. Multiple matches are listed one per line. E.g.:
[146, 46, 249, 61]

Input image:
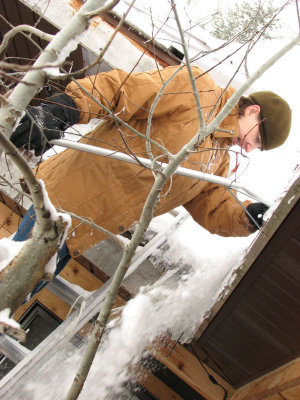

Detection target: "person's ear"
[246, 104, 261, 116]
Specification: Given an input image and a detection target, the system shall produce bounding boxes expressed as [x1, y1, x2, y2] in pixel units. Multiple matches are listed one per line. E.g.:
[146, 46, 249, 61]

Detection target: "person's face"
[233, 105, 263, 152]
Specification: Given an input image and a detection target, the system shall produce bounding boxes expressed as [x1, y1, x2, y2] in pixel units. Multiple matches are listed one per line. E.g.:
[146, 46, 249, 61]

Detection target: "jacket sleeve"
[183, 153, 256, 237]
[65, 66, 208, 124]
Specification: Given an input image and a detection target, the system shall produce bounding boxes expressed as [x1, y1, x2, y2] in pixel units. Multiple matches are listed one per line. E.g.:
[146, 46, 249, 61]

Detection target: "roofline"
[193, 172, 300, 341]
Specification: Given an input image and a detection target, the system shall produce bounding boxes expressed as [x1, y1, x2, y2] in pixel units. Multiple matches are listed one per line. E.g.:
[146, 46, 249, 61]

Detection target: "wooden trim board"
[230, 357, 300, 400]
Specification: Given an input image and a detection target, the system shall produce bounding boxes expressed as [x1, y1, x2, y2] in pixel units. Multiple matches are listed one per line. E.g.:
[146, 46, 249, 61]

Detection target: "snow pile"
[20, 218, 254, 400]
[82, 232, 252, 399]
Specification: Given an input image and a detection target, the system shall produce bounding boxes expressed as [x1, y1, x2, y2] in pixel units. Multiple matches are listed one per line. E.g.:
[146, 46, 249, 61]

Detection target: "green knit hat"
[248, 91, 292, 150]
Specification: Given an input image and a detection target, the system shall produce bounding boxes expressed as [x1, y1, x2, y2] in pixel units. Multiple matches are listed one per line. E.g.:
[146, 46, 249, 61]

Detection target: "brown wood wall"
[0, 0, 58, 64]
[195, 198, 300, 389]
[0, 0, 84, 96]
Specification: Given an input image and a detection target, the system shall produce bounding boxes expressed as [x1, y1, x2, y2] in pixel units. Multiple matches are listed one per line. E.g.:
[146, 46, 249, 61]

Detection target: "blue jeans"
[13, 205, 71, 297]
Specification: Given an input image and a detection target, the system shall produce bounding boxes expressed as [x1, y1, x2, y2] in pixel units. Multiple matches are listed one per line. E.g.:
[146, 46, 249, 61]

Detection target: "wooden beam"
[60, 258, 125, 309]
[279, 384, 300, 400]
[151, 338, 235, 400]
[0, 189, 27, 218]
[59, 258, 102, 291]
[0, 201, 22, 236]
[134, 364, 185, 400]
[13, 287, 70, 322]
[229, 358, 300, 400]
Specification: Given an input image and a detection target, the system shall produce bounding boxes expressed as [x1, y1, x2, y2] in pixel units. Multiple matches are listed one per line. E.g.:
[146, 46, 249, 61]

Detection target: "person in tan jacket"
[11, 66, 291, 285]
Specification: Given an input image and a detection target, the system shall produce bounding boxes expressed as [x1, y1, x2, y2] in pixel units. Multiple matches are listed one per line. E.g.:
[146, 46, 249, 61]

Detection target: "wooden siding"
[194, 192, 300, 388]
[152, 339, 235, 400]
[0, 0, 84, 86]
[0, 0, 58, 64]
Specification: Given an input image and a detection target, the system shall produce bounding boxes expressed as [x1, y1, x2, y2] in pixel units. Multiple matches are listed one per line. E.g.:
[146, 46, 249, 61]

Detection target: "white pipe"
[50, 139, 271, 206]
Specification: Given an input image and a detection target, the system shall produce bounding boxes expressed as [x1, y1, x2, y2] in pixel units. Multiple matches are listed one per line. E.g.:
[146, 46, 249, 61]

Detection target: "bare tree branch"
[0, 25, 54, 56]
[0, 0, 122, 320]
[68, 75, 172, 157]
[0, 0, 121, 143]
[0, 132, 70, 314]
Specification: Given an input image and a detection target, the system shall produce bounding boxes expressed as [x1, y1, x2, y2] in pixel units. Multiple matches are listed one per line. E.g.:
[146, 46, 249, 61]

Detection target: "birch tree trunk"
[0, 0, 120, 318]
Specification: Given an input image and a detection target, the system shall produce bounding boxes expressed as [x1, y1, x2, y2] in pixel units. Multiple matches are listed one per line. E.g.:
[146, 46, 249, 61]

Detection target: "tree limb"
[0, 0, 122, 318]
[0, 133, 70, 314]
[0, 25, 54, 56]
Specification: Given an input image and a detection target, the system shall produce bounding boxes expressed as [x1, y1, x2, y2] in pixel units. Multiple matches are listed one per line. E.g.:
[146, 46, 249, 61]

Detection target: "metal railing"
[51, 139, 271, 207]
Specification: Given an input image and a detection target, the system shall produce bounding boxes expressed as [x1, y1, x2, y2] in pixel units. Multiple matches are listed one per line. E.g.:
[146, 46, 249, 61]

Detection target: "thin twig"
[171, 0, 204, 129]
[68, 76, 172, 157]
[60, 0, 136, 78]
[57, 208, 125, 249]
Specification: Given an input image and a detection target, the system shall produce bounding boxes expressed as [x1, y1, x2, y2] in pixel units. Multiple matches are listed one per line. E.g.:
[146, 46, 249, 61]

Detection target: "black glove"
[246, 202, 269, 230]
[10, 93, 80, 156]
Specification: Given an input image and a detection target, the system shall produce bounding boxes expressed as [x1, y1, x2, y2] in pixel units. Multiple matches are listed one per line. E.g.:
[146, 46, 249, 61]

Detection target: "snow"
[0, 308, 20, 330]
[18, 224, 251, 399]
[44, 253, 58, 274]
[0, 181, 71, 276]
[39, 180, 71, 246]
[0, 238, 25, 272]
[80, 220, 255, 398]
[57, 275, 92, 297]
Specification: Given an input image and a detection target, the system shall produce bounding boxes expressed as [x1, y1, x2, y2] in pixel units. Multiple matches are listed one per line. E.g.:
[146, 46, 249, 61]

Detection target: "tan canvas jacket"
[37, 66, 254, 257]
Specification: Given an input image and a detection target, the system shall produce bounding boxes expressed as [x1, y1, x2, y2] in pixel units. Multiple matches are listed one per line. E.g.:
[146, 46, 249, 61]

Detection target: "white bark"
[0, 133, 70, 315]
[0, 25, 54, 56]
[0, 0, 121, 317]
[0, 0, 119, 141]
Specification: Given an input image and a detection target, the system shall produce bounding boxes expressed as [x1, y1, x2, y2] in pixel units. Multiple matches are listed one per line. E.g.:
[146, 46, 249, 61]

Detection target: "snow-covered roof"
[19, 0, 250, 87]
